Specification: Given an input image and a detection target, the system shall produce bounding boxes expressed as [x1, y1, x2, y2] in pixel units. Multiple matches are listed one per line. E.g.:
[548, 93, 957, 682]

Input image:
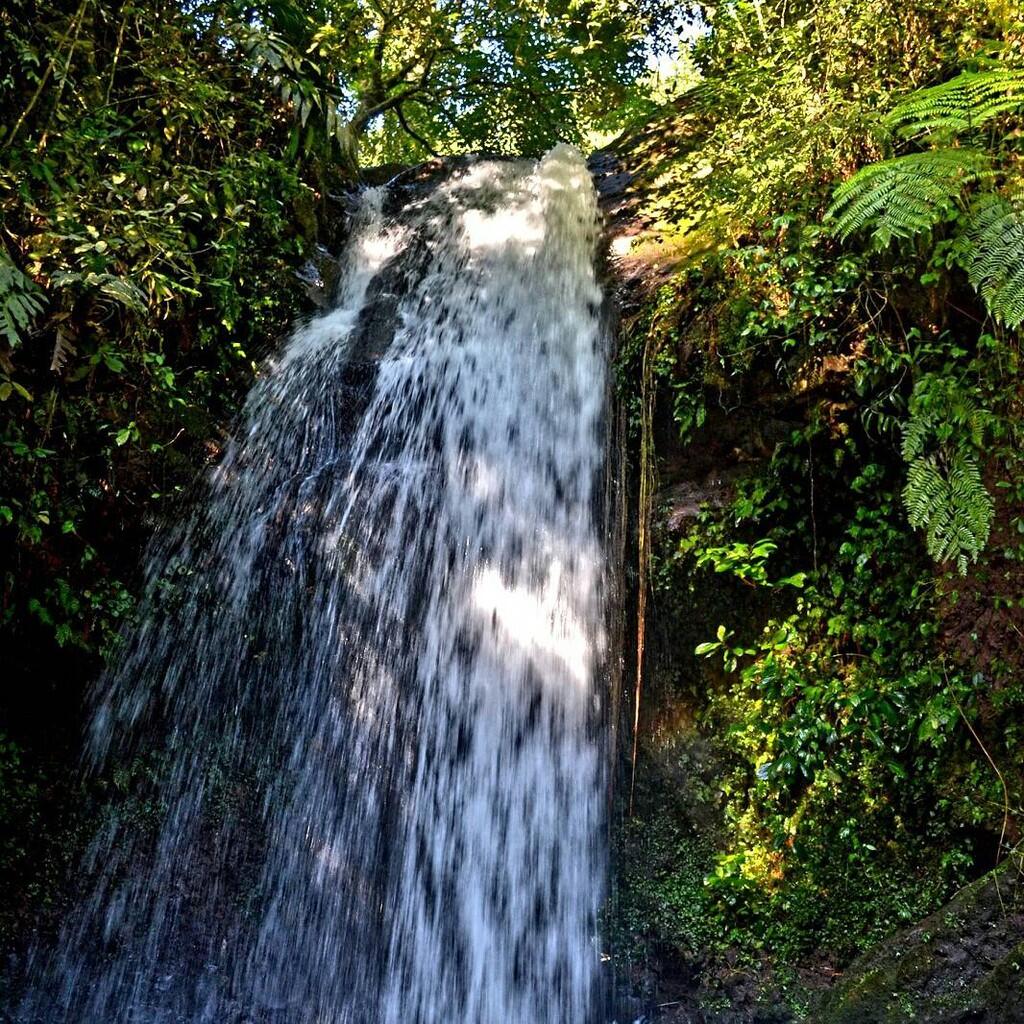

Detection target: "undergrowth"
[611, 0, 1024, 1012]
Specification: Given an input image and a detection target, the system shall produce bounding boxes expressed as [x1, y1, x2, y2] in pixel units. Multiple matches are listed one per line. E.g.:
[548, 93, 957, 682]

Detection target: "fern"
[901, 376, 994, 574]
[954, 191, 1024, 328]
[827, 148, 991, 245]
[49, 324, 76, 373]
[0, 255, 45, 348]
[830, 66, 1024, 326]
[50, 270, 148, 313]
[903, 452, 993, 574]
[885, 69, 1024, 139]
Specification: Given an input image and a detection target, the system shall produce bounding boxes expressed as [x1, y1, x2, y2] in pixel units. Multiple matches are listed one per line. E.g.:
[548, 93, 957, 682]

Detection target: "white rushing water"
[15, 144, 612, 1023]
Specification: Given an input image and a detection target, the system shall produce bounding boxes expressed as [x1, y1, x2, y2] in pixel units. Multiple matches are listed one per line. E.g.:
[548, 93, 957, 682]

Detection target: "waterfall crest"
[16, 144, 612, 1023]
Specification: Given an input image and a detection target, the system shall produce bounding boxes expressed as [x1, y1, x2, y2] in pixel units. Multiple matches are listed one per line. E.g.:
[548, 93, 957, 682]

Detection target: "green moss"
[613, 814, 719, 962]
[816, 861, 1024, 1023]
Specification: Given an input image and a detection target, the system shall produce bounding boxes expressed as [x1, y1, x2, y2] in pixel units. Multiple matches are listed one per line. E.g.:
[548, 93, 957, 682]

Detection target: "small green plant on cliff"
[901, 374, 995, 573]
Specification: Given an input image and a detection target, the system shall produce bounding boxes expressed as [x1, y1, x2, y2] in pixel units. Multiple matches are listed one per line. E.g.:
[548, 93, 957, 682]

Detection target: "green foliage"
[902, 452, 991, 573]
[0, 1, 335, 949]
[0, 256, 45, 350]
[828, 66, 1024, 327]
[234, 19, 351, 155]
[607, 0, 1004, 256]
[612, 816, 718, 963]
[953, 192, 1024, 328]
[828, 149, 992, 245]
[0, 0, 319, 664]
[695, 623, 757, 674]
[654, 436, 1012, 967]
[611, 0, 1023, 998]
[230, 0, 681, 170]
[885, 67, 1024, 139]
[901, 374, 994, 573]
[825, 61, 1024, 566]
[686, 538, 807, 589]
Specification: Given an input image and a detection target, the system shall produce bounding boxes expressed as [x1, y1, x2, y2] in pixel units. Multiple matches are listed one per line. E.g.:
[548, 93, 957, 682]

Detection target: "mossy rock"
[815, 859, 1024, 1023]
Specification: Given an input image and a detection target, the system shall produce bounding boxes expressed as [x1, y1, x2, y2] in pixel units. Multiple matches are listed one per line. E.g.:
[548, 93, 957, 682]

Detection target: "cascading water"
[13, 144, 614, 1023]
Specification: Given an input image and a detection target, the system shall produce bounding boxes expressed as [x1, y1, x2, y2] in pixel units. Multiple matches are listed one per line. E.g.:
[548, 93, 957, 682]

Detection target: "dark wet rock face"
[816, 862, 1024, 1024]
[295, 245, 341, 309]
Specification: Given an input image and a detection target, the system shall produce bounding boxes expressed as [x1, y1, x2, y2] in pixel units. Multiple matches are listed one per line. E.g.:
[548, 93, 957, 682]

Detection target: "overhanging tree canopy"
[232, 0, 688, 171]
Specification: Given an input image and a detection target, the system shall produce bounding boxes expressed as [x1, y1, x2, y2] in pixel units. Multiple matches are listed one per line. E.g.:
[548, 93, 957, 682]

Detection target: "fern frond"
[903, 452, 993, 573]
[901, 375, 995, 574]
[50, 324, 76, 373]
[955, 192, 1024, 328]
[903, 456, 947, 529]
[940, 450, 993, 565]
[901, 412, 930, 461]
[827, 149, 992, 245]
[967, 404, 988, 449]
[0, 256, 45, 348]
[885, 69, 1024, 139]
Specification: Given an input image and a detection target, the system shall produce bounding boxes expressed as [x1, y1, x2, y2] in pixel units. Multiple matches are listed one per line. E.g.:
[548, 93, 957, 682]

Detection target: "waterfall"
[14, 144, 613, 1023]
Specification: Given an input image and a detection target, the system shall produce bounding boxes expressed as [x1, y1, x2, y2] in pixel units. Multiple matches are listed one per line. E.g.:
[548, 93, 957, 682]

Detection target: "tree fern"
[901, 376, 994, 574]
[885, 68, 1024, 139]
[827, 149, 991, 245]
[830, 67, 1024, 326]
[954, 191, 1024, 328]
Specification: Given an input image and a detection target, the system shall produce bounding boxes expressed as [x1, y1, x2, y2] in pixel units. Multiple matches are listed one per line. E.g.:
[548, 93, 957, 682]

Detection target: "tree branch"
[394, 102, 440, 156]
[351, 82, 425, 132]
